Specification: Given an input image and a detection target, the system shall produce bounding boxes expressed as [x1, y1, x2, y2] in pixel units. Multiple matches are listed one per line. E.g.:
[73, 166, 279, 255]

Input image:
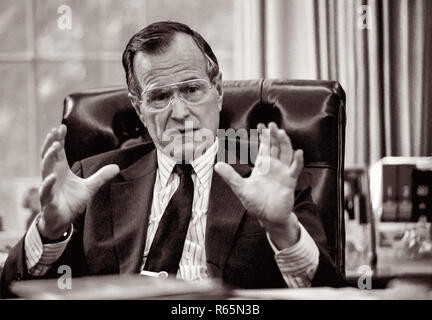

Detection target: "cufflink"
[35, 215, 70, 244]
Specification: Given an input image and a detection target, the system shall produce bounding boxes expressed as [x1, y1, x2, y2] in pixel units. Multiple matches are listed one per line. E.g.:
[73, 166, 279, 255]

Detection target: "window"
[0, 0, 235, 230]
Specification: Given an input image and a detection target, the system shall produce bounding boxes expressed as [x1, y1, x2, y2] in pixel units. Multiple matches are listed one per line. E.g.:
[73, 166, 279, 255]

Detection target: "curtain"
[263, 0, 432, 167]
[233, 0, 265, 79]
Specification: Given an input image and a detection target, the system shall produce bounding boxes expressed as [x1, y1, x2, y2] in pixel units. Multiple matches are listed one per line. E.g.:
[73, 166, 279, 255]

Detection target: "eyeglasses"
[140, 79, 213, 110]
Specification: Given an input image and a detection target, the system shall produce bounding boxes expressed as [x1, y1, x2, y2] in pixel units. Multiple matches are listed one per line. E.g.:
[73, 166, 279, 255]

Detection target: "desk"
[9, 273, 432, 300]
[233, 276, 432, 300]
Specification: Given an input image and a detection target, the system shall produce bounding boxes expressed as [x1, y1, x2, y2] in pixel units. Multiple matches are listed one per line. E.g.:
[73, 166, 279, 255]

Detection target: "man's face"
[131, 33, 223, 162]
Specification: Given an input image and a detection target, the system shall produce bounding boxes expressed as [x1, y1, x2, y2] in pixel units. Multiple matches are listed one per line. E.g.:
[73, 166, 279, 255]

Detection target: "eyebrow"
[144, 77, 204, 92]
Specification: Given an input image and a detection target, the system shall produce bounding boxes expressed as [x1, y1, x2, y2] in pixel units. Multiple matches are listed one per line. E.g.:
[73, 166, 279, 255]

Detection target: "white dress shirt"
[25, 140, 319, 287]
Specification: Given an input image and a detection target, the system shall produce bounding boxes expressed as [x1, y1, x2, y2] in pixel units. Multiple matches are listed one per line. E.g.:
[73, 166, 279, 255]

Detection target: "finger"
[258, 125, 270, 159]
[269, 122, 281, 159]
[278, 129, 293, 165]
[253, 155, 271, 175]
[86, 164, 120, 195]
[41, 141, 61, 178]
[257, 123, 265, 135]
[289, 149, 304, 178]
[58, 124, 67, 148]
[56, 143, 68, 163]
[39, 173, 57, 205]
[270, 145, 279, 159]
[214, 162, 244, 193]
[40, 125, 66, 158]
[40, 129, 55, 159]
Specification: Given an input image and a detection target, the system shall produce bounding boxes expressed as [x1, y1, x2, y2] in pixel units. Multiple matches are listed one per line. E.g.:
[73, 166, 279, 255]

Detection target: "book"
[397, 164, 415, 221]
[369, 157, 432, 223]
[381, 164, 398, 222]
[411, 169, 432, 222]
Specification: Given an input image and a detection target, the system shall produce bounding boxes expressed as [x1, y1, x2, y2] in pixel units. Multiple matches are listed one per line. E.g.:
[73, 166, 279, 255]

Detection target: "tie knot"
[174, 164, 193, 176]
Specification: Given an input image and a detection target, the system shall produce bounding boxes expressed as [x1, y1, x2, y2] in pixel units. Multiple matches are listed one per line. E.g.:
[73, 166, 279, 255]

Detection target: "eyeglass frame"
[128, 49, 219, 105]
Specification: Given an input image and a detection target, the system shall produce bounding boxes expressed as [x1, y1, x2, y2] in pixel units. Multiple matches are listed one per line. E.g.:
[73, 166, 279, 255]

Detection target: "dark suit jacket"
[1, 141, 345, 298]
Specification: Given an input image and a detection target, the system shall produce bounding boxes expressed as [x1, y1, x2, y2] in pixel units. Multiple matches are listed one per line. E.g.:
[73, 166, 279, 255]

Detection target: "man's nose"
[170, 94, 190, 121]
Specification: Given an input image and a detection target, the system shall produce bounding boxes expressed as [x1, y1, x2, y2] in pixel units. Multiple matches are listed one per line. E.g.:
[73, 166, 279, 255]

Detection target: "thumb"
[86, 164, 120, 195]
[214, 162, 244, 193]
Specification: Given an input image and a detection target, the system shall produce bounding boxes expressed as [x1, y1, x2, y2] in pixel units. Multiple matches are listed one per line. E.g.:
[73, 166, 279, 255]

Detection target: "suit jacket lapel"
[205, 163, 251, 278]
[110, 148, 157, 274]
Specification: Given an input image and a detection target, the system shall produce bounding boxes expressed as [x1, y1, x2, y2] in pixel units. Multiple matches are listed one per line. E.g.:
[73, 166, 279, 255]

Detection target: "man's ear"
[213, 71, 223, 111]
[128, 92, 146, 127]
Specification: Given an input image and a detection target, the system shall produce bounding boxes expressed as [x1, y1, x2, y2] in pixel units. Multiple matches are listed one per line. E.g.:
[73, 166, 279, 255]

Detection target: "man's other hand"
[214, 122, 303, 250]
[38, 124, 119, 240]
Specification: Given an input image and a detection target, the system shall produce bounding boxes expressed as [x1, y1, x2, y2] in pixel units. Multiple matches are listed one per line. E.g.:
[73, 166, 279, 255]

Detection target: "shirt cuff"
[24, 214, 73, 276]
[267, 222, 320, 288]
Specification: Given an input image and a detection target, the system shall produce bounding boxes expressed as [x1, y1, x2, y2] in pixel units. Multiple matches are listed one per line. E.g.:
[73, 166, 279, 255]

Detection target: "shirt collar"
[156, 139, 219, 187]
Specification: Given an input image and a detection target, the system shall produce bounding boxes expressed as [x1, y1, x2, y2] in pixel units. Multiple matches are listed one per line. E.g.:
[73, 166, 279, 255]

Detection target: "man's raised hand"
[38, 124, 119, 240]
[214, 122, 304, 249]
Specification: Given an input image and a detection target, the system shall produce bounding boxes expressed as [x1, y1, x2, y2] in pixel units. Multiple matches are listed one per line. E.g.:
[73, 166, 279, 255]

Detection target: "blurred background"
[0, 0, 431, 277]
[0, 0, 238, 232]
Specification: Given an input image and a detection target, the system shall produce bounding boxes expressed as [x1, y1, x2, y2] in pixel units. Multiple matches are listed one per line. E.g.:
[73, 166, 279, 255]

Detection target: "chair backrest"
[62, 79, 346, 273]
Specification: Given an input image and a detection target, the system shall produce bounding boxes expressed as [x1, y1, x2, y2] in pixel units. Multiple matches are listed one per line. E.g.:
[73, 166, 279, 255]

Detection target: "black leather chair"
[62, 79, 346, 274]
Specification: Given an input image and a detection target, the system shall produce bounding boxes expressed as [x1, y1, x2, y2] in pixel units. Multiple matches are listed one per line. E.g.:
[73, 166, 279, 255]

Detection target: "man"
[1, 21, 345, 298]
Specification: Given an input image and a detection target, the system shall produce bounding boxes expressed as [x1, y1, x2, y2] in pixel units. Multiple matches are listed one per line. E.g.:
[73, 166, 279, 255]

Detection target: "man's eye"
[184, 86, 198, 94]
[148, 91, 169, 102]
[183, 84, 203, 95]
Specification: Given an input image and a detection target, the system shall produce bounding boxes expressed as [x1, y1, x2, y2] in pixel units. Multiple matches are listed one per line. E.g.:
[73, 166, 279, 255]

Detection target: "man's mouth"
[180, 128, 198, 134]
[161, 128, 200, 144]
[168, 128, 199, 135]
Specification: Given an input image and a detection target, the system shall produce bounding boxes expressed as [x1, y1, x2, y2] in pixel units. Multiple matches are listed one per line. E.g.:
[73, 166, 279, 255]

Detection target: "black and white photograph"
[0, 0, 431, 310]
